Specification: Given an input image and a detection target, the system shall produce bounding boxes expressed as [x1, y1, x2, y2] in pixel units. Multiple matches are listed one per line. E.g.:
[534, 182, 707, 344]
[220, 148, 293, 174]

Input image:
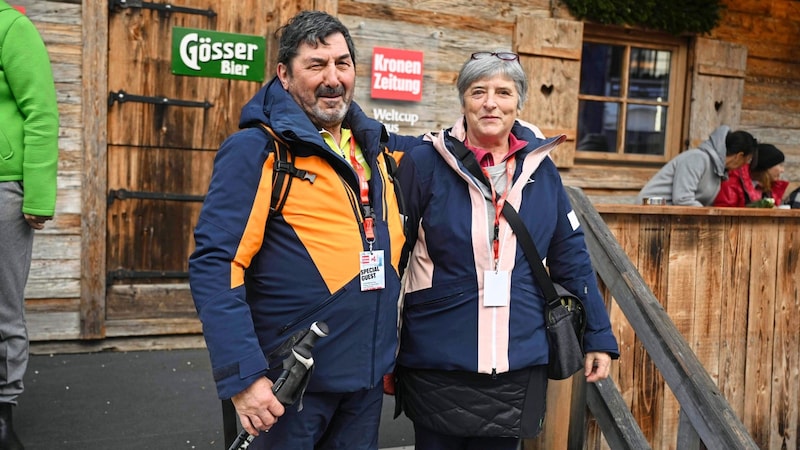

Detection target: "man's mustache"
[317, 86, 345, 98]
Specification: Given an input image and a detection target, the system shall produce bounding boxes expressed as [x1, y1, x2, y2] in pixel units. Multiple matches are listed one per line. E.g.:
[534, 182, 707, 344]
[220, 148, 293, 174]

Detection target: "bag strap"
[253, 124, 316, 224]
[501, 202, 561, 308]
[445, 133, 491, 189]
[444, 133, 562, 307]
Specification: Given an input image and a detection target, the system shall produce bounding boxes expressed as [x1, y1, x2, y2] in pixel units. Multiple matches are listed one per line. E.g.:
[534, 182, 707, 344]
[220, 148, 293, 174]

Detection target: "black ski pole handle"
[227, 321, 328, 450]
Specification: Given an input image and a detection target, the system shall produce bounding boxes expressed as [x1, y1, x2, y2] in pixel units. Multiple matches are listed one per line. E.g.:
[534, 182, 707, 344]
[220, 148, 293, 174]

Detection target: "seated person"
[636, 126, 757, 206]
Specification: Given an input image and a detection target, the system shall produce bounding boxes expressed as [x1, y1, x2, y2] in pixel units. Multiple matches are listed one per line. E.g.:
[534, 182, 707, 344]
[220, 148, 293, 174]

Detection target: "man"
[636, 125, 757, 206]
[0, 3, 60, 448]
[189, 11, 419, 450]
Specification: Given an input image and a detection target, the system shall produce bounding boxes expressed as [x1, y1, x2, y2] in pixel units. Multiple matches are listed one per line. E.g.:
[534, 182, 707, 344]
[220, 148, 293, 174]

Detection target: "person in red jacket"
[712, 164, 760, 207]
[749, 143, 788, 206]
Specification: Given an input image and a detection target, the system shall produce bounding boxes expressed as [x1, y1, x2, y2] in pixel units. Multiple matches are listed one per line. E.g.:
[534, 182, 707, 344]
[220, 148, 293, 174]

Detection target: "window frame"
[576, 25, 689, 164]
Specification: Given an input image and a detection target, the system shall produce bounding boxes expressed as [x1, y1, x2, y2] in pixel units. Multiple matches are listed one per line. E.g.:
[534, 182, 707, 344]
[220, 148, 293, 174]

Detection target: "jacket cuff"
[214, 350, 268, 400]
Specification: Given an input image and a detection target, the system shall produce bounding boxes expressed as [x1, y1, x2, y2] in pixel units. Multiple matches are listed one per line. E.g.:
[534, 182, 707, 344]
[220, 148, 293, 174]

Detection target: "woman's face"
[462, 74, 519, 146]
[767, 162, 785, 181]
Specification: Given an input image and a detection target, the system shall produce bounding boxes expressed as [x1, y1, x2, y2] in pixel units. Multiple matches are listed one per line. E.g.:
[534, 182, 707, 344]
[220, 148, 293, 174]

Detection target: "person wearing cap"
[749, 143, 788, 206]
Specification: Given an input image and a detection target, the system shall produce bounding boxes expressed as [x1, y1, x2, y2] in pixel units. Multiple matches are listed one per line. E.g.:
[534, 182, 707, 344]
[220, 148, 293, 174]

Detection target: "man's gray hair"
[276, 11, 357, 72]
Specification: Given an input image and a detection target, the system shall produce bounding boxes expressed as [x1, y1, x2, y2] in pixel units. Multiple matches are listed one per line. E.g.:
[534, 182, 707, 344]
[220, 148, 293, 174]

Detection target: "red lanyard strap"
[482, 160, 515, 263]
[348, 135, 374, 243]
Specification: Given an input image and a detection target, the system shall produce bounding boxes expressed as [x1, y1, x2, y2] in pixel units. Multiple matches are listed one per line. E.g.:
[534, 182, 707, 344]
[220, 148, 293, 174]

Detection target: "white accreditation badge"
[483, 270, 510, 307]
[359, 250, 386, 291]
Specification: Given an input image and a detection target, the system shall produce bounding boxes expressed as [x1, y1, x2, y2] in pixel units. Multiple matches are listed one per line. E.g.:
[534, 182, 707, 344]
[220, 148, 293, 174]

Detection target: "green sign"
[172, 27, 265, 82]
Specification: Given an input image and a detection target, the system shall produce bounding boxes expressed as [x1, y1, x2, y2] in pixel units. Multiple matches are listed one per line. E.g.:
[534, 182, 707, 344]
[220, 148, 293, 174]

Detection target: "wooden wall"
[14, 0, 84, 340]
[538, 205, 799, 450]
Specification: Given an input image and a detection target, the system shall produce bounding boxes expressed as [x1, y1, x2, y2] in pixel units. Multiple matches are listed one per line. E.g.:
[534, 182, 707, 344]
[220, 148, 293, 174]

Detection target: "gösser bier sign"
[172, 27, 266, 82]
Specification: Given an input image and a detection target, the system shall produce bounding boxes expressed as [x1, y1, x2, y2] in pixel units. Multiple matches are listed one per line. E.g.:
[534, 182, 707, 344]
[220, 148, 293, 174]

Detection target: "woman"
[714, 143, 788, 207]
[394, 51, 619, 449]
[749, 143, 788, 206]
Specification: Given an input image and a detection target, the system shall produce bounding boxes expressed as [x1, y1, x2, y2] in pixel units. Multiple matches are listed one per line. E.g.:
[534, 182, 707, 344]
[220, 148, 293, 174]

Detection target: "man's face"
[277, 33, 355, 131]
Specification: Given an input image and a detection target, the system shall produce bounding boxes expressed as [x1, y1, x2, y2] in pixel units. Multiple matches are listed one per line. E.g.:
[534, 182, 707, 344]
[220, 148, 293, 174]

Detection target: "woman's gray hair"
[456, 51, 527, 110]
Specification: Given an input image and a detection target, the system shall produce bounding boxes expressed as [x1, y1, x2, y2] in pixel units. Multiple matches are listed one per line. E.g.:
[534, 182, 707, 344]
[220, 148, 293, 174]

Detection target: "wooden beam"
[585, 378, 651, 450]
[80, 0, 108, 339]
[565, 186, 759, 450]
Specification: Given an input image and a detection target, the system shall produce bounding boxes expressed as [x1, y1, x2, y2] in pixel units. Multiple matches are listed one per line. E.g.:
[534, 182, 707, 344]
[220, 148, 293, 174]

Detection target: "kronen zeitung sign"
[371, 47, 423, 102]
[172, 27, 265, 82]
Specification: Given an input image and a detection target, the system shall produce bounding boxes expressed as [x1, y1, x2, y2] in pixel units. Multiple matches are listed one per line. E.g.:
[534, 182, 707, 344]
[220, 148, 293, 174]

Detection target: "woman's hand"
[584, 352, 612, 383]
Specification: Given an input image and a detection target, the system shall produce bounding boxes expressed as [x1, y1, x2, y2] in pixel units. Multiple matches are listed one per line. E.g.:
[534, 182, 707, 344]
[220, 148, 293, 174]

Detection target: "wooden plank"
[586, 378, 651, 450]
[635, 214, 669, 448]
[742, 218, 778, 446]
[82, 0, 109, 339]
[107, 284, 197, 320]
[339, 0, 546, 29]
[515, 16, 583, 60]
[105, 318, 203, 337]
[692, 217, 723, 383]
[693, 38, 748, 78]
[24, 279, 80, 300]
[27, 311, 81, 341]
[768, 218, 799, 450]
[662, 216, 701, 446]
[717, 216, 750, 416]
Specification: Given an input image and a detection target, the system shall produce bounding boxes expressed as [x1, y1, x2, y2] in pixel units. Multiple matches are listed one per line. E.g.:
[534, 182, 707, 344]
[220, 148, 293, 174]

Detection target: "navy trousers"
[251, 384, 384, 450]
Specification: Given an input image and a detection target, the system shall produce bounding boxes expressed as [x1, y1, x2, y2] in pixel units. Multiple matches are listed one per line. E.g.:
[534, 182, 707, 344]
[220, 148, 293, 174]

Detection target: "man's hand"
[231, 377, 285, 436]
[24, 214, 52, 230]
[584, 352, 612, 383]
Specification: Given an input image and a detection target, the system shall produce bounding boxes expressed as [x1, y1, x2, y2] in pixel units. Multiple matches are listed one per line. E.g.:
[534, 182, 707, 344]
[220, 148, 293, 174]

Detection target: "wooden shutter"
[513, 16, 583, 168]
[687, 38, 747, 148]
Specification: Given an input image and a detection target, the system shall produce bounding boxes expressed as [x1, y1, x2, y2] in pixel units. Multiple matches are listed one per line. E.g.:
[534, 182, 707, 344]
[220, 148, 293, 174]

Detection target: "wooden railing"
[528, 187, 800, 449]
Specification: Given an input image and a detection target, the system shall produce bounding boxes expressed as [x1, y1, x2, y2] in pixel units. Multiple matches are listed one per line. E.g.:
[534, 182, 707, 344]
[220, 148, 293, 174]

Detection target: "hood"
[697, 125, 731, 178]
[238, 76, 388, 159]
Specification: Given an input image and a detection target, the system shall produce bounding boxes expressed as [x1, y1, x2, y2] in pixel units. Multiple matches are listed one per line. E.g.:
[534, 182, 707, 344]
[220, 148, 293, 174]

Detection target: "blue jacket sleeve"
[189, 130, 272, 399]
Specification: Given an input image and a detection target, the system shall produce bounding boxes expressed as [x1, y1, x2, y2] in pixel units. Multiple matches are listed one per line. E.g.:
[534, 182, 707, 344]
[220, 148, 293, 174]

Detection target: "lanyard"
[483, 158, 516, 269]
[348, 135, 375, 247]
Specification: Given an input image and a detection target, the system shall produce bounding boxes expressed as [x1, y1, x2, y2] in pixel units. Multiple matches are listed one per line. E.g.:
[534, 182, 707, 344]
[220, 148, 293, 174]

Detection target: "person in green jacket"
[0, 3, 60, 448]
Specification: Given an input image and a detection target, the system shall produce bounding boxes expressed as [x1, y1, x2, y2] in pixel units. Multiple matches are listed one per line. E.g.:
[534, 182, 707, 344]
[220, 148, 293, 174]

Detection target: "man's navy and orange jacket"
[189, 77, 419, 399]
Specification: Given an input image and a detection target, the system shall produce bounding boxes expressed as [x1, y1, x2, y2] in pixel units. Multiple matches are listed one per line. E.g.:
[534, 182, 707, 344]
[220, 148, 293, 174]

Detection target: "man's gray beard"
[312, 104, 348, 129]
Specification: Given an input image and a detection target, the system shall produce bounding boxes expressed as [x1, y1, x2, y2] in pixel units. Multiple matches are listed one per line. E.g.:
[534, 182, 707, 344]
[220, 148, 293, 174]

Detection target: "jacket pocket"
[278, 284, 349, 335]
[0, 130, 13, 160]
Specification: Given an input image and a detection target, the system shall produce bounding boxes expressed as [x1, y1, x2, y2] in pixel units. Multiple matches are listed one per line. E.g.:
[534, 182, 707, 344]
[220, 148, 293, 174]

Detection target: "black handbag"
[444, 132, 586, 380]
[501, 202, 586, 380]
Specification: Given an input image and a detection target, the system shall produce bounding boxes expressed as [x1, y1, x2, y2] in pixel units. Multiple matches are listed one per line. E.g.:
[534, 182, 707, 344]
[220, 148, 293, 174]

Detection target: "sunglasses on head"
[470, 52, 519, 61]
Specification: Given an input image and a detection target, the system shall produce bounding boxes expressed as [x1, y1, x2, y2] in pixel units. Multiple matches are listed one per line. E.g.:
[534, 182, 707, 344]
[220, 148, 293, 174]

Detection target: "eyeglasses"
[470, 52, 519, 62]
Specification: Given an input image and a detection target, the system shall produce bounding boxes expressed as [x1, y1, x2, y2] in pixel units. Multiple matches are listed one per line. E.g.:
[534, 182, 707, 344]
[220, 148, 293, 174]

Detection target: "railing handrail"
[565, 186, 759, 449]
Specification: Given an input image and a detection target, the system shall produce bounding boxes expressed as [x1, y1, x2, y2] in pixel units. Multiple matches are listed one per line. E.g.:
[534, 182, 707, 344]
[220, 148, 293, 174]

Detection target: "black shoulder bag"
[501, 202, 586, 380]
[445, 133, 586, 380]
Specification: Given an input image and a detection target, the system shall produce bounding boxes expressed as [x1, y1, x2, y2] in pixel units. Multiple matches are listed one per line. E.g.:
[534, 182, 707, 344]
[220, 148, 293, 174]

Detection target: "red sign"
[371, 47, 423, 102]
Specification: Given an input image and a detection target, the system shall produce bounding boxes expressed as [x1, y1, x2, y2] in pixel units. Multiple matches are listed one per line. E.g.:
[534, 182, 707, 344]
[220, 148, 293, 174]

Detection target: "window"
[576, 26, 688, 163]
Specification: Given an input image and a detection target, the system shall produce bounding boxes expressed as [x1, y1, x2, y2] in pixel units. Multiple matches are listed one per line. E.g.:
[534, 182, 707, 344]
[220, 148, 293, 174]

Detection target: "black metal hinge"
[108, 189, 205, 205]
[109, 0, 216, 17]
[108, 90, 214, 110]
